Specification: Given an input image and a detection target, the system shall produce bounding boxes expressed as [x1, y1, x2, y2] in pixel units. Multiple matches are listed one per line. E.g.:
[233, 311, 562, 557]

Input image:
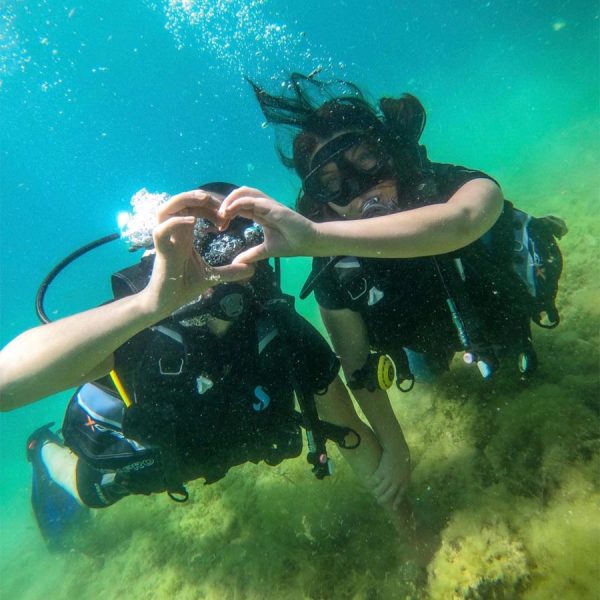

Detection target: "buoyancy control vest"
[62, 305, 305, 498]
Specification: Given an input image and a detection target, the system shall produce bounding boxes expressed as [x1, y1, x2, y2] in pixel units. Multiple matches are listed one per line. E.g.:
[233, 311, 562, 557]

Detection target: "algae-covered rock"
[428, 514, 530, 599]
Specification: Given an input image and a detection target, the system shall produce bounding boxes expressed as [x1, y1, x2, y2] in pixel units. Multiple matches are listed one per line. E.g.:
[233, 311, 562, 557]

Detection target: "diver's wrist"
[310, 222, 334, 257]
[134, 286, 179, 324]
[380, 429, 410, 454]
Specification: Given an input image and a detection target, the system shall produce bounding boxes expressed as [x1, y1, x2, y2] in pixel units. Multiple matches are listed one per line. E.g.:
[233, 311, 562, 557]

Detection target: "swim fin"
[26, 422, 88, 551]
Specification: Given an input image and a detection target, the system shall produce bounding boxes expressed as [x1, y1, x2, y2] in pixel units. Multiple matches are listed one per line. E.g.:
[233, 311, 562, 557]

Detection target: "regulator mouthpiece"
[361, 196, 397, 219]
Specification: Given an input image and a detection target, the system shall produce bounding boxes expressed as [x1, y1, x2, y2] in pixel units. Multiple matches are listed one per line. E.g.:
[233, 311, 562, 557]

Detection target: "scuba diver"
[219, 73, 566, 385]
[0, 182, 408, 549]
[216, 75, 566, 502]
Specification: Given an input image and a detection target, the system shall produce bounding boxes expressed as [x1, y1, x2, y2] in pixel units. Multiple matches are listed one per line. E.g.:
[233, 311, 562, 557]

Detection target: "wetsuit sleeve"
[432, 163, 500, 198]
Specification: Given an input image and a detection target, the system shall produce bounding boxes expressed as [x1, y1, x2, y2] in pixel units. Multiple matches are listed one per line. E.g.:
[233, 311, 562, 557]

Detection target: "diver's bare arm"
[221, 180, 502, 262]
[313, 179, 503, 258]
[320, 307, 410, 506]
[0, 194, 254, 411]
[0, 211, 195, 411]
[0, 293, 164, 411]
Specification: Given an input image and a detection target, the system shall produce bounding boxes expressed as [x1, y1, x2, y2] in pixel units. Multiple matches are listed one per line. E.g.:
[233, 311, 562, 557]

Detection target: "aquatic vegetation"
[428, 515, 530, 599]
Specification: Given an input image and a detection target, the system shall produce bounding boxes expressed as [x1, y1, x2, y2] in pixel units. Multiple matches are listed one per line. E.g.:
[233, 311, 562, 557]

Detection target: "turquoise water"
[1, 1, 598, 598]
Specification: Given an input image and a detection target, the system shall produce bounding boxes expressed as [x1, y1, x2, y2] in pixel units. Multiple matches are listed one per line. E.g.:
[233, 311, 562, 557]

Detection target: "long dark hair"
[249, 73, 427, 220]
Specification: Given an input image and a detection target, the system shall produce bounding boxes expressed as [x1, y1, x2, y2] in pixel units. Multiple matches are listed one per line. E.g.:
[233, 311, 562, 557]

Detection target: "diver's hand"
[218, 187, 318, 263]
[141, 191, 254, 318]
[370, 446, 411, 512]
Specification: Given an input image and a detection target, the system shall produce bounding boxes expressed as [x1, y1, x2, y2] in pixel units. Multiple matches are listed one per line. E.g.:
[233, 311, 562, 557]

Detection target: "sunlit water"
[1, 1, 598, 598]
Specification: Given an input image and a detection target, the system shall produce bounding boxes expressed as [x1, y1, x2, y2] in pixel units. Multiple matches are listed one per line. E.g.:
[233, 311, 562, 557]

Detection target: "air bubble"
[155, 0, 333, 81]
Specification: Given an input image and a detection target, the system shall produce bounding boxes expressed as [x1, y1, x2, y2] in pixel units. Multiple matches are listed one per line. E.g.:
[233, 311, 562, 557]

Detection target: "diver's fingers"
[158, 190, 222, 224]
[211, 262, 257, 283]
[371, 475, 391, 498]
[369, 463, 385, 485]
[220, 186, 268, 211]
[219, 198, 281, 234]
[219, 196, 272, 222]
[153, 216, 196, 253]
[391, 485, 408, 512]
[368, 473, 382, 494]
[376, 481, 400, 505]
[231, 243, 270, 265]
[219, 188, 277, 222]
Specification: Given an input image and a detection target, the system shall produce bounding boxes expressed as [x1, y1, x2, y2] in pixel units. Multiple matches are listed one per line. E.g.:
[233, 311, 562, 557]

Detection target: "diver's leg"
[41, 442, 84, 504]
[30, 425, 128, 510]
[27, 423, 88, 548]
[74, 461, 131, 508]
[42, 438, 133, 509]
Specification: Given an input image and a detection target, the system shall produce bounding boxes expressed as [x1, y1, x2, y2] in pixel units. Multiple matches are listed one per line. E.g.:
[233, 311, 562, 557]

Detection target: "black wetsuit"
[63, 304, 339, 508]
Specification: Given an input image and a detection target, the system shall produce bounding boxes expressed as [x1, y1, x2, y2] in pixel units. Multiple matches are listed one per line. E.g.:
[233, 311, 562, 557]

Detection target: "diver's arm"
[0, 210, 197, 411]
[0, 295, 162, 411]
[221, 179, 503, 263]
[349, 386, 410, 509]
[314, 178, 503, 257]
[315, 376, 383, 484]
[320, 307, 410, 508]
[0, 193, 254, 411]
[319, 307, 371, 375]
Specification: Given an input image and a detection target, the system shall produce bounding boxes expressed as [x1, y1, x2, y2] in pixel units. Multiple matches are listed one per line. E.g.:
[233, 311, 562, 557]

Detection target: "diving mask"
[303, 131, 393, 206]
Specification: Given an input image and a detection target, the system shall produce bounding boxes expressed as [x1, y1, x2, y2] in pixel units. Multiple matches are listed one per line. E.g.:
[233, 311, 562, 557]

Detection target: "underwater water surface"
[0, 1, 599, 598]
